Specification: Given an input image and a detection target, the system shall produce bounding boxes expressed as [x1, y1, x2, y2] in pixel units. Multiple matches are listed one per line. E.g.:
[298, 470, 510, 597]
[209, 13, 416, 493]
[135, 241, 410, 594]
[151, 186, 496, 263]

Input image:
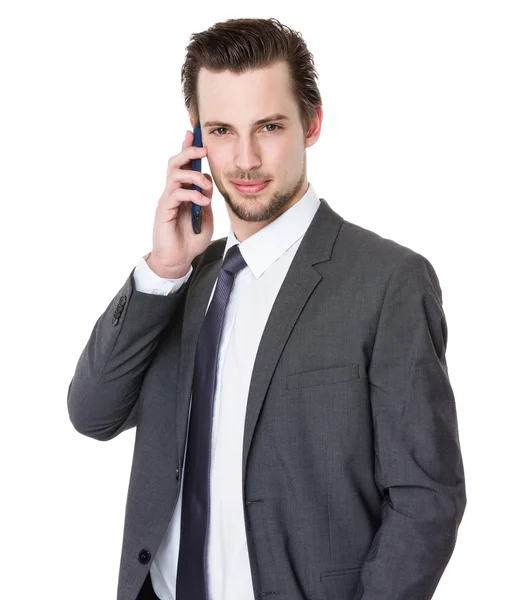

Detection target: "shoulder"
[338, 219, 416, 263]
[334, 218, 442, 296]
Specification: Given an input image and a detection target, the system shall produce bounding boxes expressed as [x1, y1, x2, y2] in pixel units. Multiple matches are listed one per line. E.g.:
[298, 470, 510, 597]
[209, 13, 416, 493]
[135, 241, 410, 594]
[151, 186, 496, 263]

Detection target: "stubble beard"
[218, 158, 306, 223]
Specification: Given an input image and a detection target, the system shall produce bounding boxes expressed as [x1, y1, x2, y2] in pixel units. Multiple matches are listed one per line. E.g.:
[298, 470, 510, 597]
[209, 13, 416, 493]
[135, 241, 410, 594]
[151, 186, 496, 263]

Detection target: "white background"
[1, 1, 527, 598]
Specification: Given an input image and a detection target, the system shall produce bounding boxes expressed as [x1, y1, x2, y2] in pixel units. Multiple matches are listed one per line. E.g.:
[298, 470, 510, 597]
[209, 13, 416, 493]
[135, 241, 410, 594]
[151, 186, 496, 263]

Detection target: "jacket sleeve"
[356, 252, 466, 600]
[67, 266, 189, 441]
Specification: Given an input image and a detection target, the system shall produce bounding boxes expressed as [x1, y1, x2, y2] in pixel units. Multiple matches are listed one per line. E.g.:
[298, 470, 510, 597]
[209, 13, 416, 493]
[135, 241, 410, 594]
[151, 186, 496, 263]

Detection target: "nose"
[234, 136, 262, 173]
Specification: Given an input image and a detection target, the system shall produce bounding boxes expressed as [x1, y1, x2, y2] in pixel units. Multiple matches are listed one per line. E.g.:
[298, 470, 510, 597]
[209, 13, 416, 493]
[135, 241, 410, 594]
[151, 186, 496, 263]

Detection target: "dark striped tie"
[176, 244, 247, 600]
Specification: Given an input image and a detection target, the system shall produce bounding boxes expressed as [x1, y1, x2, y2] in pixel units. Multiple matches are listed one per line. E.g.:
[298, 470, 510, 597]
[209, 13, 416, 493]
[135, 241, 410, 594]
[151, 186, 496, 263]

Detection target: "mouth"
[230, 180, 271, 194]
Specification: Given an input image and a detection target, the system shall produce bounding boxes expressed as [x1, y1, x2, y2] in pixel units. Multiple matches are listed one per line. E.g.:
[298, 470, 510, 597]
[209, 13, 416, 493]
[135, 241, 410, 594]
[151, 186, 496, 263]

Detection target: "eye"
[210, 123, 283, 136]
[263, 124, 282, 132]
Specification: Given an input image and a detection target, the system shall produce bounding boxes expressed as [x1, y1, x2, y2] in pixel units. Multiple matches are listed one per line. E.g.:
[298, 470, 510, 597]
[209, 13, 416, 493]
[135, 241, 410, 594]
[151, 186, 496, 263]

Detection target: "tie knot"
[221, 244, 247, 276]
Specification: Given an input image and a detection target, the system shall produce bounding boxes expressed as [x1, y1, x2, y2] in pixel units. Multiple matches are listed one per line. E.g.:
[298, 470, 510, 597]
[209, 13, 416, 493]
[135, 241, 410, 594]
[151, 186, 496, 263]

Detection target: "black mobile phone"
[190, 124, 203, 234]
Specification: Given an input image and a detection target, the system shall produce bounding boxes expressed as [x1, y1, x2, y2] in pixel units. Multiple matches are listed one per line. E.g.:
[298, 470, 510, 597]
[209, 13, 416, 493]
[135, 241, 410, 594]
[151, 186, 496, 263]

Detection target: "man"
[68, 17, 466, 600]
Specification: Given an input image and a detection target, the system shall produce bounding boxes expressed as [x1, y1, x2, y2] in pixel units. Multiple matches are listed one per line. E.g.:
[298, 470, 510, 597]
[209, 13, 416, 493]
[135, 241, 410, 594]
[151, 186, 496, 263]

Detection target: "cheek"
[204, 153, 222, 176]
[267, 140, 297, 166]
[282, 135, 304, 160]
[206, 146, 232, 172]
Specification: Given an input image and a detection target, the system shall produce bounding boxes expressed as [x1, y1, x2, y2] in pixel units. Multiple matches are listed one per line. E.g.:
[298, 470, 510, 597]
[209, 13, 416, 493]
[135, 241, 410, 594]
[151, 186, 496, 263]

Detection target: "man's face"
[196, 60, 318, 225]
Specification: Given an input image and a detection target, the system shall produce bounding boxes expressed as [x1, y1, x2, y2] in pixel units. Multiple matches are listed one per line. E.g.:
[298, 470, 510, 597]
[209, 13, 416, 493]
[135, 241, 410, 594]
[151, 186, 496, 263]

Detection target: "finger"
[168, 145, 207, 172]
[168, 170, 212, 193]
[158, 189, 210, 213]
[201, 173, 214, 198]
[181, 129, 193, 151]
[169, 188, 211, 207]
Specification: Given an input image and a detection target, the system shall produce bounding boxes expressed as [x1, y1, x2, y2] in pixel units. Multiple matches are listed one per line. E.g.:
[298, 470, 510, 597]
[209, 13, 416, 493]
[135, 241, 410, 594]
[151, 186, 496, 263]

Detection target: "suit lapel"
[175, 253, 223, 455]
[173, 199, 344, 478]
[242, 199, 343, 477]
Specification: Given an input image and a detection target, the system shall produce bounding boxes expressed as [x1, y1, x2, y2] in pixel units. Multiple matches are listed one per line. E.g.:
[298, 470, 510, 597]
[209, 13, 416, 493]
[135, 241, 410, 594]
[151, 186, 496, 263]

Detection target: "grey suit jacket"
[68, 199, 466, 600]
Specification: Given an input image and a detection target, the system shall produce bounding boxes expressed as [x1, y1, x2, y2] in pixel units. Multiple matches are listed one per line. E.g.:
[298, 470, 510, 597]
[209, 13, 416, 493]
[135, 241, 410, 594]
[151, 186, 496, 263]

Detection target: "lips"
[231, 180, 270, 194]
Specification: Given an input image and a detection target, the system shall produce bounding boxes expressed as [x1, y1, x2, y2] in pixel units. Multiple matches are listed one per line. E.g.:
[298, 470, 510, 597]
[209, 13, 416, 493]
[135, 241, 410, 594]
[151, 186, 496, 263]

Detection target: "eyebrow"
[202, 113, 290, 128]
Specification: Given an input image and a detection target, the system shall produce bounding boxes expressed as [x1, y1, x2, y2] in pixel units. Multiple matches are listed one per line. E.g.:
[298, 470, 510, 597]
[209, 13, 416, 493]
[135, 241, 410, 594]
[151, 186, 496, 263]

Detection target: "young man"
[68, 17, 466, 600]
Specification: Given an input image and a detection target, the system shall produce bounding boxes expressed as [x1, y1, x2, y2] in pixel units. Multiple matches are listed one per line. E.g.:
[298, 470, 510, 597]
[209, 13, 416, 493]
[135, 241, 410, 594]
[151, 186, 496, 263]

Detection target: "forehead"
[197, 60, 298, 125]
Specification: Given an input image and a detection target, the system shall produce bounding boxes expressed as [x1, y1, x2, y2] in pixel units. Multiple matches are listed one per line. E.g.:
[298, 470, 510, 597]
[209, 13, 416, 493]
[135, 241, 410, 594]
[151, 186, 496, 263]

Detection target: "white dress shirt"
[132, 182, 321, 600]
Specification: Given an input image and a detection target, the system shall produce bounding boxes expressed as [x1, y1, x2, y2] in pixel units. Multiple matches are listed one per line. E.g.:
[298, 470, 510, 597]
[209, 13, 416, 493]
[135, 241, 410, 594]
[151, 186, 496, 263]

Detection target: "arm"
[67, 256, 192, 441]
[356, 253, 466, 600]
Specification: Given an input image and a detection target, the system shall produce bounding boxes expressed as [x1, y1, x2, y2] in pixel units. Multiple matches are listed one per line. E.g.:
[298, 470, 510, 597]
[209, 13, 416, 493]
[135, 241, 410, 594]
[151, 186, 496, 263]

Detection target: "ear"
[305, 106, 323, 149]
[189, 114, 195, 128]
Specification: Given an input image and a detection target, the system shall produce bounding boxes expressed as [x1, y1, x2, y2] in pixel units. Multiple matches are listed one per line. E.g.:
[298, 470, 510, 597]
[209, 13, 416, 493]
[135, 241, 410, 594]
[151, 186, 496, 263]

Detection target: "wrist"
[146, 254, 191, 279]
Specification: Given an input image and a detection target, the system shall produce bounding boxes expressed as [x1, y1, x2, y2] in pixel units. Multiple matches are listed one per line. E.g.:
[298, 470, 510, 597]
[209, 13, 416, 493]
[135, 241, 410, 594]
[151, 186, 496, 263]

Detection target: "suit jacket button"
[138, 549, 151, 564]
[175, 467, 180, 481]
[112, 317, 119, 326]
[118, 295, 127, 306]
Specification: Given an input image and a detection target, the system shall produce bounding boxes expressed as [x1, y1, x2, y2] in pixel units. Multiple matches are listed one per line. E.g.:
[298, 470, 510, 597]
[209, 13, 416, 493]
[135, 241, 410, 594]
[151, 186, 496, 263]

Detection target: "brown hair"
[181, 17, 322, 135]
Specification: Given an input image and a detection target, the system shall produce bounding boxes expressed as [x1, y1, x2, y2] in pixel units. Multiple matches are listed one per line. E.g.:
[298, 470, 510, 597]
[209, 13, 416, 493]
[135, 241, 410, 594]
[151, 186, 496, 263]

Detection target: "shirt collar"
[222, 182, 321, 279]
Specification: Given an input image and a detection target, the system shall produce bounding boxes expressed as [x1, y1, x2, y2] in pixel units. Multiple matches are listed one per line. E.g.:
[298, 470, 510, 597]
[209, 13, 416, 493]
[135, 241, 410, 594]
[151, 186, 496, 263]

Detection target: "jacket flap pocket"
[320, 566, 362, 599]
[287, 364, 359, 390]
